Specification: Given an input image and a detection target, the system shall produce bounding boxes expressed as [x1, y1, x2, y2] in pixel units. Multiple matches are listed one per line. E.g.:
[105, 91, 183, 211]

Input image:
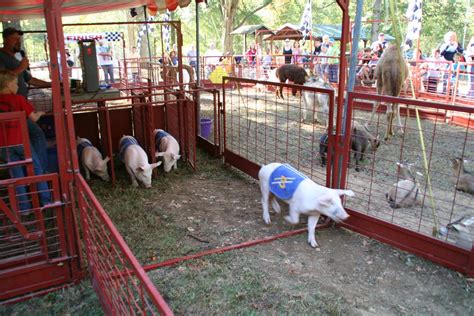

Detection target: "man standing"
[97, 41, 114, 84]
[0, 27, 51, 171]
[187, 45, 197, 69]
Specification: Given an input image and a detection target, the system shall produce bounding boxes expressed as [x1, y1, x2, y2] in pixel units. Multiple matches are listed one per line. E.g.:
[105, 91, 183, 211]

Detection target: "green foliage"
[3, 1, 473, 63]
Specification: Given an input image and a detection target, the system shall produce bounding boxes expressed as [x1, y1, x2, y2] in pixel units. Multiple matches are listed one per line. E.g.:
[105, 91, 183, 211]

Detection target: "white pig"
[258, 163, 353, 248]
[154, 129, 180, 172]
[77, 136, 110, 181]
[118, 135, 161, 188]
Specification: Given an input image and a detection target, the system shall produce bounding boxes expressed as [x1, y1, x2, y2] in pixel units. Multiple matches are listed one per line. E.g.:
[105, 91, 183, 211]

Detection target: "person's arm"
[28, 111, 45, 122]
[28, 77, 51, 88]
[439, 43, 448, 57]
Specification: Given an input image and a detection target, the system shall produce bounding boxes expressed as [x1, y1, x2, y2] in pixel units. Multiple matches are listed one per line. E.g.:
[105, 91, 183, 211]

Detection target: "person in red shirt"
[0, 70, 50, 211]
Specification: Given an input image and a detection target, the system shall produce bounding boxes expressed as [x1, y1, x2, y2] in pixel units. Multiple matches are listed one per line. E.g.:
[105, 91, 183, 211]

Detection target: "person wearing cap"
[370, 32, 387, 51]
[0, 27, 51, 172]
[0, 27, 51, 97]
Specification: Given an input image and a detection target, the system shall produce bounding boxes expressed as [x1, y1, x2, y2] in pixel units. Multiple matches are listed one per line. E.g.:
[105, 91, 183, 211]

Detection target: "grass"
[149, 251, 351, 315]
[0, 281, 103, 315]
[2, 150, 353, 314]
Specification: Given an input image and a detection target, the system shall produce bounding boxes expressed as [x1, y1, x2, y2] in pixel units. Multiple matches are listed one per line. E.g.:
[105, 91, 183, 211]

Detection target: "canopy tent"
[313, 24, 395, 42]
[0, 0, 195, 21]
[263, 23, 395, 43]
[230, 24, 271, 35]
[263, 23, 302, 41]
[231, 24, 273, 52]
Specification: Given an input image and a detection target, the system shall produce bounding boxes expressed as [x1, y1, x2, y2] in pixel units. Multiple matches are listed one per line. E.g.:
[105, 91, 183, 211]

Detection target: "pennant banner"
[299, 0, 312, 44]
[136, 16, 155, 51]
[405, 0, 422, 49]
[163, 9, 171, 52]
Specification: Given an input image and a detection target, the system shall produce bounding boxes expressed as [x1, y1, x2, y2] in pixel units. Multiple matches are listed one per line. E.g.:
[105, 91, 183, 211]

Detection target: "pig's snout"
[332, 207, 349, 222]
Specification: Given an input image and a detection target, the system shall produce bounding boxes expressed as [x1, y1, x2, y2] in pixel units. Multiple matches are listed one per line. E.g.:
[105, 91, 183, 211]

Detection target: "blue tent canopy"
[312, 24, 395, 42]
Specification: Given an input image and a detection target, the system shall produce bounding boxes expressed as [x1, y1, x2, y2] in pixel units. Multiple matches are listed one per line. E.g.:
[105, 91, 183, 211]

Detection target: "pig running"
[77, 136, 110, 181]
[258, 163, 353, 248]
[154, 129, 181, 172]
[119, 135, 161, 188]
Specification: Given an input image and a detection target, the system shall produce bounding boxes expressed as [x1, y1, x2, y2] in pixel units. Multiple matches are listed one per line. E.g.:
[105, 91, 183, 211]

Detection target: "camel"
[366, 44, 408, 141]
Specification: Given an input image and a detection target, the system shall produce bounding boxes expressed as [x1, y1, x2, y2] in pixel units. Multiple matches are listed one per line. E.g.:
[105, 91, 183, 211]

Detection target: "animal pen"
[1, 0, 474, 314]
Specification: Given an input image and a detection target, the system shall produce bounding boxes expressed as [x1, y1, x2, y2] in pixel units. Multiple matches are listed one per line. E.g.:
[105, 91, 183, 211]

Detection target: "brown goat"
[367, 44, 408, 141]
[275, 64, 308, 99]
[452, 158, 474, 195]
[161, 60, 195, 87]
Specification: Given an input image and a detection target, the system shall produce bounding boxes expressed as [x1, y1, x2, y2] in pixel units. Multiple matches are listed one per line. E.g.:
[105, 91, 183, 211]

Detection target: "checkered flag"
[299, 0, 312, 45]
[104, 32, 122, 42]
[137, 16, 155, 51]
[163, 9, 171, 52]
[405, 0, 422, 48]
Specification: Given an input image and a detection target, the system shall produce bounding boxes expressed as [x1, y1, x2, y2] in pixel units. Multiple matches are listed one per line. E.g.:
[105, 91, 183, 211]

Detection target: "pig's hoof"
[284, 216, 298, 224]
[308, 239, 318, 248]
[263, 214, 271, 225]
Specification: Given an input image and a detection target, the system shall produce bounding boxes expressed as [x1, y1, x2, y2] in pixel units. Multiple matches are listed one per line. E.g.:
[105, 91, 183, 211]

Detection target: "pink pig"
[154, 129, 180, 173]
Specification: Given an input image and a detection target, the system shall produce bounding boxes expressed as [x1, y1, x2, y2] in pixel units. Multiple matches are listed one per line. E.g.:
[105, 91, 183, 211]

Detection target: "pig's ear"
[151, 162, 162, 169]
[317, 196, 333, 208]
[172, 154, 181, 160]
[335, 189, 354, 197]
[103, 156, 110, 163]
[155, 151, 165, 157]
[136, 166, 146, 172]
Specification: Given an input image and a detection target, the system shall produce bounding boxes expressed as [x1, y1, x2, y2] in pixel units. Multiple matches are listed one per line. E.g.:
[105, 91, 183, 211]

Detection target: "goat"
[351, 122, 380, 172]
[275, 64, 308, 99]
[386, 162, 424, 209]
[161, 58, 195, 88]
[438, 216, 474, 250]
[451, 158, 474, 195]
[366, 44, 408, 141]
[302, 76, 333, 125]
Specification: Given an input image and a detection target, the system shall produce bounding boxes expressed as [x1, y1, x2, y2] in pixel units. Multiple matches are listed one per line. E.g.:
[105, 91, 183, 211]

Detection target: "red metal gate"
[221, 77, 474, 276]
[0, 113, 83, 303]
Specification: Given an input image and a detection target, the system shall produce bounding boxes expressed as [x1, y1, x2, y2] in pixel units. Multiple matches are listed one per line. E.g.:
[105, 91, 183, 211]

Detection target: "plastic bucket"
[200, 118, 213, 139]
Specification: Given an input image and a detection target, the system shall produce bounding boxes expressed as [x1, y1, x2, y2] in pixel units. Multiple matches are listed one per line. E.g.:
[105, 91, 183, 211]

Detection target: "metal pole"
[143, 6, 153, 64]
[337, 0, 364, 188]
[195, 1, 201, 85]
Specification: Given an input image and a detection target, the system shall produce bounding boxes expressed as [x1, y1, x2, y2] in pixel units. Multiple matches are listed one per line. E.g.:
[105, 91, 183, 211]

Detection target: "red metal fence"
[221, 76, 474, 276]
[75, 174, 172, 315]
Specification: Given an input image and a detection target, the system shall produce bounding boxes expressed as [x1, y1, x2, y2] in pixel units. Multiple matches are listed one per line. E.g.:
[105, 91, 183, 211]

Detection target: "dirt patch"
[98, 152, 472, 314]
[200, 87, 474, 247]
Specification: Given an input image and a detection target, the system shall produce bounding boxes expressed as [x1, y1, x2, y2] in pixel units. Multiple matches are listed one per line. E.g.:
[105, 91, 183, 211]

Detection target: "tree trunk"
[371, 0, 383, 42]
[221, 0, 239, 54]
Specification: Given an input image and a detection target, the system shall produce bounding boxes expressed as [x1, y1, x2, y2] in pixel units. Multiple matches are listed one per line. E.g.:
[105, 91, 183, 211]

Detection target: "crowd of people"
[191, 30, 473, 96]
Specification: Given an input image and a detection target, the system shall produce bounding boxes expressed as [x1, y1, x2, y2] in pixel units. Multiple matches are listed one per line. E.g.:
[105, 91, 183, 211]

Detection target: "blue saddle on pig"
[269, 164, 308, 200]
[119, 136, 138, 162]
[155, 130, 169, 149]
[77, 139, 93, 159]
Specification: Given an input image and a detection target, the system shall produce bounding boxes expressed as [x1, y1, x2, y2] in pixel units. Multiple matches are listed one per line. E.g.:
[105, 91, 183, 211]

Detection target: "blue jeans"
[27, 119, 48, 173]
[0, 145, 51, 211]
[101, 64, 115, 84]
